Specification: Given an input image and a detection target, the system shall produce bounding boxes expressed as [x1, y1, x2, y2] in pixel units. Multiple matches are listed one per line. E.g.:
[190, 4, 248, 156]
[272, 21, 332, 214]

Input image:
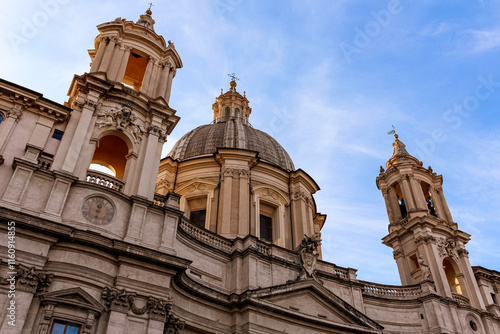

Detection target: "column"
[105, 311, 128, 334]
[140, 58, 155, 95]
[0, 106, 22, 154]
[381, 189, 394, 224]
[457, 250, 486, 310]
[60, 96, 99, 175]
[430, 187, 447, 221]
[108, 42, 125, 81]
[164, 68, 176, 103]
[400, 177, 416, 212]
[155, 62, 170, 99]
[135, 128, 160, 200]
[220, 167, 233, 235]
[148, 60, 161, 96]
[115, 46, 132, 83]
[409, 177, 427, 211]
[122, 152, 138, 196]
[24, 116, 54, 162]
[238, 169, 250, 237]
[146, 319, 164, 334]
[90, 36, 108, 72]
[388, 187, 402, 221]
[98, 37, 117, 72]
[437, 187, 454, 223]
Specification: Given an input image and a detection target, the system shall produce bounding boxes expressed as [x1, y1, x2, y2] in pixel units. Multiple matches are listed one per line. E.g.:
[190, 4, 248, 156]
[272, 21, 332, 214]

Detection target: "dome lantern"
[212, 75, 251, 124]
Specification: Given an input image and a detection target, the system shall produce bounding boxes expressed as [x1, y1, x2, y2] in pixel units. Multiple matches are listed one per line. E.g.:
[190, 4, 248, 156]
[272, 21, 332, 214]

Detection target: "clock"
[81, 196, 115, 225]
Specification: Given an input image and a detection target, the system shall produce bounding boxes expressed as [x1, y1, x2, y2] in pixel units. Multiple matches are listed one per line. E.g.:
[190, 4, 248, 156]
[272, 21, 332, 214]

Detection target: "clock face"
[81, 196, 115, 225]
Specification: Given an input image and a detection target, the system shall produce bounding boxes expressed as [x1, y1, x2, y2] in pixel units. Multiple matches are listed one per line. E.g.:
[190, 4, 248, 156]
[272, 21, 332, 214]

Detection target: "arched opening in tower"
[90, 135, 129, 179]
[123, 49, 149, 91]
[420, 181, 437, 217]
[394, 183, 407, 219]
[443, 258, 463, 295]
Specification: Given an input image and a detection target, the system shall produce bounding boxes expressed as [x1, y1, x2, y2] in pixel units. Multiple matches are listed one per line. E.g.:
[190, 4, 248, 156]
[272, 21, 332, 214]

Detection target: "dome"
[168, 119, 295, 171]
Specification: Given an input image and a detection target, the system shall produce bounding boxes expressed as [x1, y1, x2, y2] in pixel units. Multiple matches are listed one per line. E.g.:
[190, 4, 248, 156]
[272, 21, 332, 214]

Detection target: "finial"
[380, 166, 385, 173]
[146, 2, 154, 15]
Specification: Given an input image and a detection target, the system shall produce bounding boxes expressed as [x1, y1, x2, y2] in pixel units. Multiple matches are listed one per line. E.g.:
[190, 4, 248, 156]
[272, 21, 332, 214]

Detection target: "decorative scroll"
[101, 286, 172, 321]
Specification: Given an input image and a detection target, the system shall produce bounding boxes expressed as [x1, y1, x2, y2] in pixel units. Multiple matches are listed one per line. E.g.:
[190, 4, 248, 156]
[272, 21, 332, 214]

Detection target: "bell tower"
[376, 134, 486, 310]
[50, 8, 182, 200]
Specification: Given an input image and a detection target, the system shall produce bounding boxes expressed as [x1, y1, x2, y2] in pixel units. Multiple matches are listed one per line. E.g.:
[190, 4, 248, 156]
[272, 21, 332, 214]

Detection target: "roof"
[168, 119, 295, 171]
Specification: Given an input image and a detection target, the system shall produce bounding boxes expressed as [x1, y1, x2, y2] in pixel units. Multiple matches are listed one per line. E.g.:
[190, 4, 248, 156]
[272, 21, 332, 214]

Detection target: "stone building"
[0, 9, 499, 334]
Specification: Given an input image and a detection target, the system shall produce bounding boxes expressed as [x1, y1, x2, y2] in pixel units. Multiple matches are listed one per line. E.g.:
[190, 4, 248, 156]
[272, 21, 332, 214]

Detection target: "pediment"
[40, 287, 105, 313]
[249, 279, 383, 332]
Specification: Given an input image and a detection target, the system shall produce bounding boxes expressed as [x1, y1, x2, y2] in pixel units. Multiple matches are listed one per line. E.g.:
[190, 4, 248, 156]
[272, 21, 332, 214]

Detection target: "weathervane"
[387, 125, 396, 135]
[228, 73, 239, 82]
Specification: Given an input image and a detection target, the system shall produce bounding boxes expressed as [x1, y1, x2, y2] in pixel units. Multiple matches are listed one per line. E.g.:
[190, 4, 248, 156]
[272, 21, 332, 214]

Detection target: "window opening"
[224, 107, 230, 121]
[190, 210, 207, 229]
[260, 214, 273, 243]
[50, 321, 81, 334]
[52, 129, 64, 140]
[0, 113, 4, 124]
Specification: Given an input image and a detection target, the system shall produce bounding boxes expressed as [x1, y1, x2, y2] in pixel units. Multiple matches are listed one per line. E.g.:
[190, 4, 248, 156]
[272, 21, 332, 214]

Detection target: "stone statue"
[418, 255, 432, 281]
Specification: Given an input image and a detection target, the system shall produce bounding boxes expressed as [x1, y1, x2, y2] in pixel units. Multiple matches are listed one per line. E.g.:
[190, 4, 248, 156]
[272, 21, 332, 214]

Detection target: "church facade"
[0, 9, 499, 334]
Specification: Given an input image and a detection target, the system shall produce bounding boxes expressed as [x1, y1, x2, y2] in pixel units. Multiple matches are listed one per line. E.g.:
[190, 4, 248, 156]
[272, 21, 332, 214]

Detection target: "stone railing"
[179, 218, 232, 254]
[37, 154, 53, 170]
[361, 282, 422, 299]
[452, 292, 470, 306]
[86, 170, 125, 192]
[334, 267, 350, 280]
[256, 242, 271, 256]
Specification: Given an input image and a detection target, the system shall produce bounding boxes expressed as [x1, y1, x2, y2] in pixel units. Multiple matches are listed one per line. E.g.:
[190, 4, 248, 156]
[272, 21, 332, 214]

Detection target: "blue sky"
[1, 0, 499, 285]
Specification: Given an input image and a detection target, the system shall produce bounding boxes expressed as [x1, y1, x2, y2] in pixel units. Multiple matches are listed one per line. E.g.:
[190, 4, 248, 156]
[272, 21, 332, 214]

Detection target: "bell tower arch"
[377, 134, 486, 310]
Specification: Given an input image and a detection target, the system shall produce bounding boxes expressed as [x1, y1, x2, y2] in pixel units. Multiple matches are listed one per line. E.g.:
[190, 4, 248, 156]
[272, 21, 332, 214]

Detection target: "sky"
[1, 0, 499, 285]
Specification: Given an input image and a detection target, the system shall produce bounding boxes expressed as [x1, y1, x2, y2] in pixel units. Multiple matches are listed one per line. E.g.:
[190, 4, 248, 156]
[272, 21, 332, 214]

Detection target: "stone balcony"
[86, 169, 125, 192]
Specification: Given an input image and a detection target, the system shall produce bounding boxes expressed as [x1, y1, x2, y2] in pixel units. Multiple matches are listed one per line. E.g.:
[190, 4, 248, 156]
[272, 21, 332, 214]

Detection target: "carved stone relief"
[95, 106, 145, 143]
[0, 265, 54, 294]
[437, 237, 456, 258]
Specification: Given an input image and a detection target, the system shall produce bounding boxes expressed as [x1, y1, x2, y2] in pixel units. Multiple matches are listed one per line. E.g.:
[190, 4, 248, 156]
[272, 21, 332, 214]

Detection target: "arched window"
[234, 108, 240, 119]
[0, 113, 4, 124]
[90, 135, 129, 179]
[224, 107, 230, 120]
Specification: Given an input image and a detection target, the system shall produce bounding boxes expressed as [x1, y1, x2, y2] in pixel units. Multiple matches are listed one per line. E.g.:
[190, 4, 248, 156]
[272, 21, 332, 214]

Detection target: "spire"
[136, 5, 155, 31]
[386, 134, 421, 168]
